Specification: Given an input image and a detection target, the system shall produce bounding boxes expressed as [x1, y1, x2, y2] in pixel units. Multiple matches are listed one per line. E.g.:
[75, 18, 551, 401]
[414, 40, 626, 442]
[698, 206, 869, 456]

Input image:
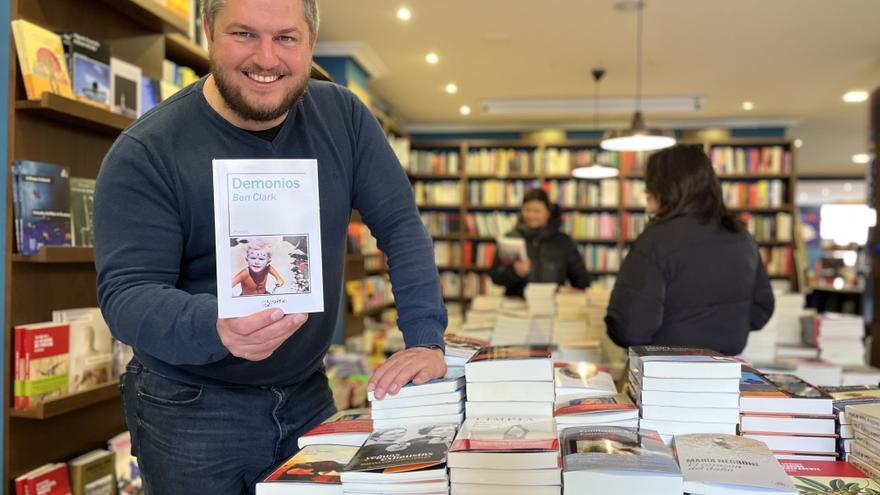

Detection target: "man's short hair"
[201, 0, 319, 38]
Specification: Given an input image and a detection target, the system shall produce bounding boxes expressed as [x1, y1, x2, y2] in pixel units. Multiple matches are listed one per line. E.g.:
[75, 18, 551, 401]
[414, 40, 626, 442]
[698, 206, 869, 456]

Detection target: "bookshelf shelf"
[164, 32, 209, 74]
[15, 93, 133, 135]
[97, 0, 189, 33]
[11, 246, 94, 264]
[9, 383, 120, 420]
[728, 205, 794, 212]
[717, 174, 791, 180]
[416, 204, 462, 210]
[408, 174, 461, 180]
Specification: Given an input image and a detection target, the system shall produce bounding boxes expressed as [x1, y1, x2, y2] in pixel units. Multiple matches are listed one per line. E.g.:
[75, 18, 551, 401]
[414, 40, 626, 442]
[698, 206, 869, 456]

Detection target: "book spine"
[847, 408, 880, 432]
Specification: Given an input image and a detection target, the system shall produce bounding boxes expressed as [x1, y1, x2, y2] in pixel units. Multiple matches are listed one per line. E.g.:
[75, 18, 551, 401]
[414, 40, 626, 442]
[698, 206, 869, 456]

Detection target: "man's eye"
[233, 32, 253, 39]
[276, 35, 297, 43]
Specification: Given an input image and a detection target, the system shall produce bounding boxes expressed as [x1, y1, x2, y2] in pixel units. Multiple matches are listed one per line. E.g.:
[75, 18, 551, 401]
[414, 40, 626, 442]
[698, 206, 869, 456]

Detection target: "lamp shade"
[571, 165, 619, 179]
[600, 111, 676, 152]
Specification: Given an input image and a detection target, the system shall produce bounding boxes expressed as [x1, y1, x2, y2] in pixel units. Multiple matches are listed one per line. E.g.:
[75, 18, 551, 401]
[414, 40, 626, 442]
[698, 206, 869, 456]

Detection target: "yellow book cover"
[165, 0, 190, 20]
[11, 19, 73, 100]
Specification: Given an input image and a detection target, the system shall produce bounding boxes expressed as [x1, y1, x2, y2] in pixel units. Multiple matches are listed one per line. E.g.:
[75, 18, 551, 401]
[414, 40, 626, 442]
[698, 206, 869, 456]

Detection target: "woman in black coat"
[605, 145, 775, 355]
[489, 189, 590, 297]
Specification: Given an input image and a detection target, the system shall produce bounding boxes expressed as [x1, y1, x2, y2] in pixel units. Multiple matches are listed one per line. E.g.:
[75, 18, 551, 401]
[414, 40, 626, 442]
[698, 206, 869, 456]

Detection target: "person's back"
[604, 145, 774, 355]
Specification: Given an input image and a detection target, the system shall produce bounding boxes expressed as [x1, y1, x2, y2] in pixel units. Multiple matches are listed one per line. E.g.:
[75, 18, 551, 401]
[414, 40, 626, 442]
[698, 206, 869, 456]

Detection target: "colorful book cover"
[468, 345, 553, 363]
[11, 19, 73, 100]
[561, 426, 681, 475]
[140, 76, 160, 114]
[555, 394, 637, 417]
[14, 160, 72, 255]
[110, 57, 141, 119]
[60, 32, 111, 108]
[67, 316, 113, 394]
[69, 177, 95, 247]
[782, 460, 880, 495]
[107, 431, 143, 495]
[261, 444, 357, 484]
[20, 322, 70, 409]
[213, 159, 324, 318]
[345, 424, 456, 472]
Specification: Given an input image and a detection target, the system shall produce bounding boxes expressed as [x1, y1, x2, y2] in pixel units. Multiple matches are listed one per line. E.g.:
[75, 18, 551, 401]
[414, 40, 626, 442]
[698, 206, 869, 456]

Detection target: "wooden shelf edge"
[310, 63, 334, 82]
[12, 246, 95, 264]
[10, 382, 119, 420]
[16, 93, 133, 134]
[97, 0, 189, 33]
[164, 32, 209, 73]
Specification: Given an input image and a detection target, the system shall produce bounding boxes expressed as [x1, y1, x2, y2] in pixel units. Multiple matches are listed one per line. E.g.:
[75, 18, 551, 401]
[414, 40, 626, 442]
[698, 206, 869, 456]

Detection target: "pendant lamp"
[600, 1, 675, 152]
[572, 68, 619, 179]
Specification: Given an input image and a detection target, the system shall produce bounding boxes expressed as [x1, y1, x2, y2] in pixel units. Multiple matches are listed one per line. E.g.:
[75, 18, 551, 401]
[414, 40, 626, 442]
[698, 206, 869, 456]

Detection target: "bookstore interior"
[4, 0, 880, 494]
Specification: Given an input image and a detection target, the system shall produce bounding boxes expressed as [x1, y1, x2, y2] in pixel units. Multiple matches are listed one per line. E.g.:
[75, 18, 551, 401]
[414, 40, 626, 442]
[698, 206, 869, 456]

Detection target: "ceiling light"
[459, 105, 471, 116]
[600, 2, 675, 152]
[445, 83, 458, 94]
[396, 7, 412, 21]
[852, 153, 872, 164]
[794, 139, 803, 148]
[741, 101, 754, 111]
[425, 52, 439, 64]
[843, 91, 869, 103]
[574, 68, 619, 179]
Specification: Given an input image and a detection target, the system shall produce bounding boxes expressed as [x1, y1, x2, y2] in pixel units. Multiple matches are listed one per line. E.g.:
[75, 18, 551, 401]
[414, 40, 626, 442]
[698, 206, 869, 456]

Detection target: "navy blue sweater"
[95, 78, 446, 386]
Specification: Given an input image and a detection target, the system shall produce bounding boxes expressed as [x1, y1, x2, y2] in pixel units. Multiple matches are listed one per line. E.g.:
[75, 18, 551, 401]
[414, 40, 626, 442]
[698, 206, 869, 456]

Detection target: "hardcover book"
[257, 444, 358, 495]
[54, 308, 113, 394]
[11, 19, 73, 100]
[213, 159, 324, 318]
[13, 160, 72, 255]
[60, 32, 111, 109]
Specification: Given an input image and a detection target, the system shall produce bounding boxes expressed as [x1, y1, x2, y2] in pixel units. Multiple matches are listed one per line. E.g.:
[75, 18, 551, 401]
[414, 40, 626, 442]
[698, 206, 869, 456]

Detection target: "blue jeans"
[120, 359, 336, 495]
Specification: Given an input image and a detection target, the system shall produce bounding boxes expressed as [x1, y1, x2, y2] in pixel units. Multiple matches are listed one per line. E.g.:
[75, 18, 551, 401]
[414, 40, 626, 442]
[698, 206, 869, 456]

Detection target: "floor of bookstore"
[4, 1, 880, 494]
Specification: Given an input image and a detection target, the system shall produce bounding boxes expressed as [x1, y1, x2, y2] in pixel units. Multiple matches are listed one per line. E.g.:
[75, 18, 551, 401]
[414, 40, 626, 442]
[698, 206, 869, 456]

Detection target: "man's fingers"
[224, 308, 285, 336]
[370, 358, 412, 400]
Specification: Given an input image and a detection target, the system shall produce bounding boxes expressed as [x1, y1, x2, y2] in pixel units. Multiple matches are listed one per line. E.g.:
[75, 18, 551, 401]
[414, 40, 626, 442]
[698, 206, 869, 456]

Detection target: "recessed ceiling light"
[842, 90, 869, 103]
[425, 52, 439, 64]
[459, 105, 471, 116]
[852, 153, 871, 164]
[396, 7, 412, 21]
[794, 139, 803, 148]
[741, 101, 754, 111]
[445, 83, 458, 95]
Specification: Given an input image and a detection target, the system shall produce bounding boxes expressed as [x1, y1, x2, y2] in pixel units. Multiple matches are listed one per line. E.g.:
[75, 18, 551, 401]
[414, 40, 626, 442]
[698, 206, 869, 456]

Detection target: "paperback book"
[256, 444, 358, 495]
[496, 236, 527, 262]
[342, 424, 455, 480]
[60, 32, 111, 109]
[213, 159, 324, 318]
[11, 19, 73, 100]
[12, 160, 72, 255]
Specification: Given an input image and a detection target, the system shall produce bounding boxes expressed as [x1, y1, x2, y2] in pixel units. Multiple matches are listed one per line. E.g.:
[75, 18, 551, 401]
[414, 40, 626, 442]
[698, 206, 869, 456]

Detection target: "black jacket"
[488, 206, 591, 297]
[605, 215, 774, 356]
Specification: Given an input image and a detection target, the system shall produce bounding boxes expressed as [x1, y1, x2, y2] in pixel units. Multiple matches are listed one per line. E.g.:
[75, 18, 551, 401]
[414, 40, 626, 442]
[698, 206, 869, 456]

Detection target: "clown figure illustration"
[231, 239, 285, 296]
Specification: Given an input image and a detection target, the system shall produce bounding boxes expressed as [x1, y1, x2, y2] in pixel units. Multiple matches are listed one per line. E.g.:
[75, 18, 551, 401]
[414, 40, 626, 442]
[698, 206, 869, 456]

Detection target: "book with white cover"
[638, 390, 740, 408]
[632, 373, 740, 393]
[466, 381, 554, 402]
[739, 415, 835, 436]
[554, 363, 616, 399]
[448, 417, 559, 469]
[369, 402, 463, 420]
[369, 390, 464, 410]
[450, 485, 559, 495]
[213, 159, 324, 318]
[629, 346, 742, 379]
[674, 434, 797, 495]
[466, 400, 553, 418]
[368, 368, 464, 402]
[639, 419, 737, 436]
[496, 236, 527, 261]
[639, 405, 741, 424]
[465, 345, 553, 382]
[449, 467, 560, 486]
[110, 57, 141, 118]
[372, 413, 463, 430]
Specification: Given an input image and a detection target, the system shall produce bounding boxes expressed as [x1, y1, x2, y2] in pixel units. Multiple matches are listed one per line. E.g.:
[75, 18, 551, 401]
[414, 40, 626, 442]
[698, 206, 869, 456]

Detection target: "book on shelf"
[107, 431, 143, 495]
[464, 345, 554, 382]
[14, 463, 72, 495]
[628, 346, 743, 379]
[448, 417, 559, 470]
[110, 57, 141, 119]
[782, 460, 880, 495]
[68, 449, 116, 495]
[59, 32, 111, 109]
[256, 444, 358, 495]
[16, 321, 70, 410]
[11, 19, 74, 100]
[69, 177, 96, 247]
[212, 159, 324, 318]
[140, 75, 161, 114]
[740, 367, 834, 415]
[341, 424, 455, 483]
[12, 160, 72, 255]
[674, 433, 797, 495]
[297, 408, 372, 449]
[560, 426, 682, 495]
[53, 307, 113, 394]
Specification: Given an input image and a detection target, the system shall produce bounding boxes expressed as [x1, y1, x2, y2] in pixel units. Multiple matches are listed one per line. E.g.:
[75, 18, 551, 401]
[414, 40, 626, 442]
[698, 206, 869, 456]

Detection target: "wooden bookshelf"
[96, 0, 190, 33]
[9, 383, 119, 420]
[409, 137, 800, 300]
[11, 246, 94, 264]
[15, 93, 133, 135]
[164, 32, 210, 74]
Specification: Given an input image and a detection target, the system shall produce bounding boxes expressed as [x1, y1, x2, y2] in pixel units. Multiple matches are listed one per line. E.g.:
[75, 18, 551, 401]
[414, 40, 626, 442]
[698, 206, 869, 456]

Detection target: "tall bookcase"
[2, 0, 332, 490]
[408, 137, 798, 304]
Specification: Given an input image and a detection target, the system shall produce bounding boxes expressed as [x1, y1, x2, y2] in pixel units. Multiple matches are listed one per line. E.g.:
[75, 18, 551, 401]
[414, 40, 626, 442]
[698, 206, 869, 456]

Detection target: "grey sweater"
[95, 78, 446, 386]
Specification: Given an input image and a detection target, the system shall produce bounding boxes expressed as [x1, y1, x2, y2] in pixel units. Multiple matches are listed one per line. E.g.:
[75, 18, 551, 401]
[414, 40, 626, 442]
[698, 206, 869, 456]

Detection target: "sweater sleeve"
[605, 238, 666, 348]
[349, 99, 447, 350]
[749, 247, 775, 330]
[94, 134, 229, 365]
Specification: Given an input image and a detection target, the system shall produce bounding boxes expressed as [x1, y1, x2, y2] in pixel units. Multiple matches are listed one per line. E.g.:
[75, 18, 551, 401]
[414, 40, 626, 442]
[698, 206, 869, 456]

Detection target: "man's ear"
[203, 18, 213, 47]
[309, 32, 318, 51]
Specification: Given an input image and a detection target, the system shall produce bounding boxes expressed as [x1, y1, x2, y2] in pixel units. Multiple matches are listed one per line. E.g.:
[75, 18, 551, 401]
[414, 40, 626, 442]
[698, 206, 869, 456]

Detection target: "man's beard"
[212, 62, 308, 123]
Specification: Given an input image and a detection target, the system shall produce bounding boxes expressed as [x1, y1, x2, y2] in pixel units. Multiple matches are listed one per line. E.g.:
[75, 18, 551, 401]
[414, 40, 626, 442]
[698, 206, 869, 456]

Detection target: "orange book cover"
[11, 19, 73, 100]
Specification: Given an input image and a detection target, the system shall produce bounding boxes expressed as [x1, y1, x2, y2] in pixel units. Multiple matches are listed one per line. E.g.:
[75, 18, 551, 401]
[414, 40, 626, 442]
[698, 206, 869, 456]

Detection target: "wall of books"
[405, 138, 798, 302]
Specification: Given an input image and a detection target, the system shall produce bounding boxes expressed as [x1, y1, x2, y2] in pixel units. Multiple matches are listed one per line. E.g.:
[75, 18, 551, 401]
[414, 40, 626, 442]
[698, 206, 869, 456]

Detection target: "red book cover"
[555, 395, 638, 417]
[262, 445, 358, 484]
[21, 323, 70, 410]
[27, 464, 71, 495]
[301, 419, 373, 437]
[468, 345, 552, 363]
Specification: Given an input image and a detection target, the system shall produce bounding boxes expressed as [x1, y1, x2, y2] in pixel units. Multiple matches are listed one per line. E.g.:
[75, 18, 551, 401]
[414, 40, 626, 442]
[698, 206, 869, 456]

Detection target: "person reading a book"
[231, 238, 285, 295]
[605, 145, 775, 355]
[489, 188, 590, 297]
[93, 1, 447, 493]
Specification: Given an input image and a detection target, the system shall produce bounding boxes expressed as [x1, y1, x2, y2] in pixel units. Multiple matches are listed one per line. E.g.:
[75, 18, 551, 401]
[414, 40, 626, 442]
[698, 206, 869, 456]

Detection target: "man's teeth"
[248, 73, 279, 83]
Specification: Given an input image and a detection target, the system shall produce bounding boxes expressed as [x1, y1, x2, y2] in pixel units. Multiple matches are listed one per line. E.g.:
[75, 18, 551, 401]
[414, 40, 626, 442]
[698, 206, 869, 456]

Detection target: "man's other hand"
[368, 347, 447, 400]
[217, 309, 308, 361]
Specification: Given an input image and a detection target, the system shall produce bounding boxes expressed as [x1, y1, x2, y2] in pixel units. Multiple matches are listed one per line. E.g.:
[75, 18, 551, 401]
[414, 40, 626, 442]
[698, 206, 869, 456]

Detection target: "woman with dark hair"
[605, 145, 774, 355]
[489, 188, 590, 297]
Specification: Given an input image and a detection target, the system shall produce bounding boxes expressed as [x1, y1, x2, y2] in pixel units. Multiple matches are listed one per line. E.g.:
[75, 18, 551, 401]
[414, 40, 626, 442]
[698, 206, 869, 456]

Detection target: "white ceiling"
[316, 0, 880, 176]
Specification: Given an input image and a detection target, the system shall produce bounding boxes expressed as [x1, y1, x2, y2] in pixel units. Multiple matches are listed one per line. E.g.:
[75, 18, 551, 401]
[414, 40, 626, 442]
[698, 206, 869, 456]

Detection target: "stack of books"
[257, 444, 358, 495]
[561, 426, 682, 495]
[555, 394, 639, 430]
[627, 346, 742, 443]
[443, 334, 488, 369]
[739, 368, 837, 461]
[807, 313, 866, 367]
[464, 346, 555, 418]
[490, 312, 531, 346]
[341, 424, 455, 495]
[674, 434, 797, 495]
[448, 417, 561, 494]
[841, 365, 880, 386]
[843, 402, 880, 479]
[297, 409, 373, 449]
[553, 362, 616, 401]
[529, 316, 555, 345]
[553, 291, 588, 345]
[820, 384, 880, 460]
[525, 283, 558, 317]
[367, 369, 465, 430]
[771, 292, 808, 346]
